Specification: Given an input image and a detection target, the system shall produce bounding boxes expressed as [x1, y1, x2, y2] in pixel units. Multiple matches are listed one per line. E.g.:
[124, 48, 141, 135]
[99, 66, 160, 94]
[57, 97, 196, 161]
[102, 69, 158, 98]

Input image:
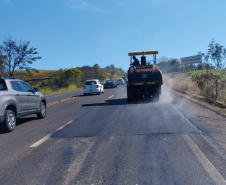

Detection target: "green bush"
[191, 69, 226, 102]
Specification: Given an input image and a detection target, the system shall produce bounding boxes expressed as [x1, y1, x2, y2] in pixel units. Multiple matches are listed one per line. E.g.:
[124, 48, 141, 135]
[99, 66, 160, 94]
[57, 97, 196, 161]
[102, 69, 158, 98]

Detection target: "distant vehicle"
[0, 76, 46, 132]
[127, 50, 163, 102]
[104, 80, 117, 89]
[83, 79, 104, 95]
[122, 77, 128, 83]
[117, 78, 125, 85]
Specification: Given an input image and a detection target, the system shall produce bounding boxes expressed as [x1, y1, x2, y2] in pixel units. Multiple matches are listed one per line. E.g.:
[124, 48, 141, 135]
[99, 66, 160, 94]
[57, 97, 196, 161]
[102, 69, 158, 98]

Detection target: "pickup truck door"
[19, 81, 40, 113]
[10, 81, 29, 116]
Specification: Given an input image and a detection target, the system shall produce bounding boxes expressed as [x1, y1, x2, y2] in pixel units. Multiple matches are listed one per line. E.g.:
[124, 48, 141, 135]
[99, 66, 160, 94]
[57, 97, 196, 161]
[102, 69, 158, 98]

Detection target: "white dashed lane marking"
[30, 120, 74, 148]
[108, 95, 114, 99]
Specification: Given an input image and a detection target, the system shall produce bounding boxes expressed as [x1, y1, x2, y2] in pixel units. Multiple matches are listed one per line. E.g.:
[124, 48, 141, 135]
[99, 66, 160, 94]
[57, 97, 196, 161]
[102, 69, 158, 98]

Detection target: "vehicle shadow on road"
[0, 117, 37, 134]
[82, 98, 157, 107]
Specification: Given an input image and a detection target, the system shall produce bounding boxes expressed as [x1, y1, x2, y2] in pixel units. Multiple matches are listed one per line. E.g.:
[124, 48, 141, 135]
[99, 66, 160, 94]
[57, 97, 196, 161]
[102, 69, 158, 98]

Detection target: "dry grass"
[164, 72, 226, 107]
[13, 70, 58, 81]
[163, 71, 226, 117]
[39, 84, 80, 95]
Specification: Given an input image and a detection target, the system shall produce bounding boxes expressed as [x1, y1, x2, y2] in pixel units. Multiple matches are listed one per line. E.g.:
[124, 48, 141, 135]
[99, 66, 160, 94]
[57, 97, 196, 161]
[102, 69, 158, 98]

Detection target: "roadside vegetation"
[0, 37, 126, 95]
[1, 35, 225, 104]
[160, 39, 226, 115]
[164, 69, 226, 105]
[1, 65, 126, 95]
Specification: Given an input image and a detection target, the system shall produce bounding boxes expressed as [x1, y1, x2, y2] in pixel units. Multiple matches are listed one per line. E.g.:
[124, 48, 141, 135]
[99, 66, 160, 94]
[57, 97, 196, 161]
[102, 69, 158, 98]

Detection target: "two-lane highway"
[0, 85, 226, 185]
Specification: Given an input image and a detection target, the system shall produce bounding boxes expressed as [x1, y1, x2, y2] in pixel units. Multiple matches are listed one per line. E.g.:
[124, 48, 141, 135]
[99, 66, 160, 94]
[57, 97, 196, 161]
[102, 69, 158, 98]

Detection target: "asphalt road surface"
[0, 85, 226, 185]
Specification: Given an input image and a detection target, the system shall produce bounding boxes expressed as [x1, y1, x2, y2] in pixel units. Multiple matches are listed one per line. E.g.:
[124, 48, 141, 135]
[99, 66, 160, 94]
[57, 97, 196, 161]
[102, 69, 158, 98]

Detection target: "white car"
[117, 78, 125, 85]
[83, 79, 104, 95]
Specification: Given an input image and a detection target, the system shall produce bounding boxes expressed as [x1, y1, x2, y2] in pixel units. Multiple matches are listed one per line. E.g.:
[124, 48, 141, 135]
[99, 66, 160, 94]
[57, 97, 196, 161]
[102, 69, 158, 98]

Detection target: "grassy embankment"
[164, 69, 226, 116]
[13, 68, 126, 95]
[14, 70, 71, 95]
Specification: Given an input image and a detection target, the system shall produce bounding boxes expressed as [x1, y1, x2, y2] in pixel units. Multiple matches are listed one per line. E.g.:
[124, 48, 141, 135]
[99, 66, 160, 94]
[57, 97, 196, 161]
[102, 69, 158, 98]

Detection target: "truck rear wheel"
[144, 91, 151, 101]
[127, 91, 134, 102]
[136, 89, 143, 101]
[152, 86, 160, 102]
[153, 94, 159, 102]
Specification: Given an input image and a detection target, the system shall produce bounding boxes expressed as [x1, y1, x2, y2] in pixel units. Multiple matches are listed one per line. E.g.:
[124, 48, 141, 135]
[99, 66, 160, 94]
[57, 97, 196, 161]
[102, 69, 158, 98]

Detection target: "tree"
[157, 56, 168, 63]
[105, 64, 116, 70]
[110, 64, 115, 69]
[105, 65, 110, 69]
[0, 51, 5, 75]
[214, 43, 226, 69]
[93, 63, 100, 69]
[156, 58, 181, 73]
[206, 39, 226, 69]
[167, 59, 180, 72]
[157, 61, 168, 73]
[60, 68, 82, 87]
[0, 36, 41, 76]
[79, 65, 98, 84]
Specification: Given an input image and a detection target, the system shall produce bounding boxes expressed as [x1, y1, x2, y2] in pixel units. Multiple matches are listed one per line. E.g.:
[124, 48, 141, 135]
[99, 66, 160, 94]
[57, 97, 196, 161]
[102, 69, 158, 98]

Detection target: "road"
[0, 85, 226, 185]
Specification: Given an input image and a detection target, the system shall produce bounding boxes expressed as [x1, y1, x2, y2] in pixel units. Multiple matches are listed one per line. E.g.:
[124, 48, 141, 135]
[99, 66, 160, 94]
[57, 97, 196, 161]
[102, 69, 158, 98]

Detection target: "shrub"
[191, 70, 226, 102]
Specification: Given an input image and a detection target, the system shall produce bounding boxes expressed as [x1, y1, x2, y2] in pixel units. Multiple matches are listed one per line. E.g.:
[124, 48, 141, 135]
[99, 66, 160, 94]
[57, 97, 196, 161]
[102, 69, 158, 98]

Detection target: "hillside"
[13, 70, 60, 81]
[8, 66, 126, 95]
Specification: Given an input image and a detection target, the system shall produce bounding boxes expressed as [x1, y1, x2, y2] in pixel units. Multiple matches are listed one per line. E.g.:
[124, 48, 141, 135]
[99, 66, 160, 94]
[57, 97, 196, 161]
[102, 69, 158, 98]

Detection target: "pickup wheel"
[4, 110, 16, 132]
[37, 102, 46, 119]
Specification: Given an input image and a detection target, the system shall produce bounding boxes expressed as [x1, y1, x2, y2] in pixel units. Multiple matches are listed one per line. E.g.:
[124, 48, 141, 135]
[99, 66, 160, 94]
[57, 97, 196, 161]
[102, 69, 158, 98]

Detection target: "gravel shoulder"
[169, 89, 226, 157]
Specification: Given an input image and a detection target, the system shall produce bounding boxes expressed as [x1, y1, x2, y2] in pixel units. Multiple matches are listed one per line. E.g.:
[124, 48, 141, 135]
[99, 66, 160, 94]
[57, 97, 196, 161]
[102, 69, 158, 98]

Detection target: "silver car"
[0, 76, 46, 132]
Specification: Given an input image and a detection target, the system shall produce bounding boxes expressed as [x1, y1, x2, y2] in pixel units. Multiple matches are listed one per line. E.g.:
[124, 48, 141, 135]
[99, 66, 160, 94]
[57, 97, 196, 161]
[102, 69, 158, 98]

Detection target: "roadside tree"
[157, 56, 168, 63]
[157, 58, 181, 73]
[93, 63, 100, 69]
[206, 39, 226, 69]
[60, 67, 82, 88]
[0, 52, 5, 75]
[0, 36, 41, 76]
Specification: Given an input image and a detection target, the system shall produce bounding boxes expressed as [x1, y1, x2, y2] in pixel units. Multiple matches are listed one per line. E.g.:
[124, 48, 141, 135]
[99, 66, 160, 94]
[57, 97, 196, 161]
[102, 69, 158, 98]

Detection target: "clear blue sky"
[0, 0, 226, 72]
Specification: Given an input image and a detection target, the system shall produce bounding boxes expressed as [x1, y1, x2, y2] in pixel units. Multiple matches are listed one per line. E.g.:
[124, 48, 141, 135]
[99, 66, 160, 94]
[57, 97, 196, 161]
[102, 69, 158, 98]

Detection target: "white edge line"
[182, 134, 226, 184]
[30, 120, 74, 148]
[108, 95, 114, 99]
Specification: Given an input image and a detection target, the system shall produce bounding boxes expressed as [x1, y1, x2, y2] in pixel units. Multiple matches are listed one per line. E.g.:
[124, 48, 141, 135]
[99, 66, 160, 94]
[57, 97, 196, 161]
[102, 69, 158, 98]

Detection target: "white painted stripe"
[108, 95, 114, 99]
[183, 134, 226, 185]
[30, 120, 74, 148]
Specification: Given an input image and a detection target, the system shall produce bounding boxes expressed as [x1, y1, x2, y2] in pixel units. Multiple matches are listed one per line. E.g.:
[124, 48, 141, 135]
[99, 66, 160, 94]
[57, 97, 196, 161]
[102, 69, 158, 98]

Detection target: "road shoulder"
[170, 90, 226, 158]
